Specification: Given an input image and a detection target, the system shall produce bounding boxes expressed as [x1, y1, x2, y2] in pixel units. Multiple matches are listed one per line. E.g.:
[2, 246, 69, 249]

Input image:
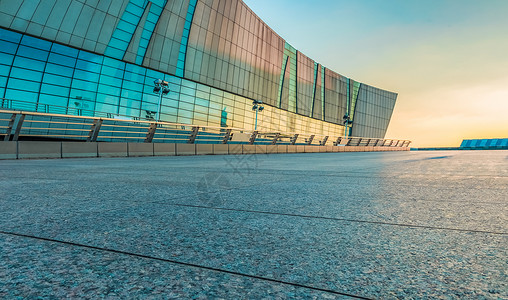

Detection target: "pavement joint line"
[0, 230, 372, 300]
[164, 203, 508, 235]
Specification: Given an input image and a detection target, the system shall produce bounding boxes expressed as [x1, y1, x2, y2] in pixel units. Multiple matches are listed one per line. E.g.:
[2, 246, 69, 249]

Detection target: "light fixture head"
[162, 87, 170, 95]
[153, 86, 161, 94]
[258, 106, 264, 111]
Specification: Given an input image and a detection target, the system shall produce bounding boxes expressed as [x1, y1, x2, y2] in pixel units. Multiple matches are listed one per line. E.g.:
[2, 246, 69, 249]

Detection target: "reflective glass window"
[119, 98, 141, 110]
[73, 69, 100, 82]
[0, 53, 14, 67]
[94, 102, 117, 114]
[40, 84, 69, 96]
[42, 73, 72, 87]
[45, 63, 75, 77]
[78, 50, 103, 64]
[51, 43, 78, 57]
[98, 75, 123, 88]
[7, 77, 40, 91]
[122, 81, 144, 92]
[75, 60, 102, 73]
[0, 28, 22, 43]
[16, 45, 49, 61]
[48, 52, 77, 67]
[20, 35, 51, 51]
[96, 93, 119, 106]
[69, 88, 96, 101]
[9, 68, 43, 81]
[71, 78, 98, 91]
[38, 93, 68, 107]
[5, 89, 38, 102]
[13, 56, 46, 71]
[97, 84, 121, 97]
[0, 40, 19, 54]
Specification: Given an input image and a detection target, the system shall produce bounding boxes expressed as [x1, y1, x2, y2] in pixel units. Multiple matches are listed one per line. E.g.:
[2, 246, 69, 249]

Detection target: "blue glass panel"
[122, 81, 144, 91]
[103, 57, 125, 69]
[0, 28, 22, 43]
[78, 50, 103, 64]
[99, 75, 123, 88]
[119, 98, 141, 109]
[0, 40, 19, 54]
[75, 60, 102, 73]
[69, 88, 96, 101]
[38, 93, 68, 107]
[40, 84, 69, 96]
[73, 69, 100, 81]
[9, 68, 43, 81]
[42, 73, 73, 86]
[71, 78, 98, 91]
[5, 89, 38, 102]
[145, 69, 165, 83]
[16, 45, 49, 60]
[0, 53, 14, 68]
[13, 56, 46, 71]
[51, 43, 78, 57]
[45, 63, 75, 77]
[142, 93, 159, 104]
[118, 106, 141, 118]
[7, 77, 41, 91]
[101, 65, 124, 77]
[48, 52, 77, 67]
[141, 101, 157, 112]
[123, 70, 145, 83]
[98, 83, 121, 96]
[121, 89, 143, 100]
[96, 93, 119, 106]
[94, 102, 117, 114]
[0, 76, 7, 86]
[21, 35, 51, 50]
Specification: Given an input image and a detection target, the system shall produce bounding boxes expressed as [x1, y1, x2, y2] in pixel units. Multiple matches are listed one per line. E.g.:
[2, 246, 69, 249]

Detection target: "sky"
[242, 0, 508, 147]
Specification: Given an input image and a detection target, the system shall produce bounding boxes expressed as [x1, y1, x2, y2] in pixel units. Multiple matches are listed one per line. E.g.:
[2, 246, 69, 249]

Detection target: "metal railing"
[0, 108, 411, 147]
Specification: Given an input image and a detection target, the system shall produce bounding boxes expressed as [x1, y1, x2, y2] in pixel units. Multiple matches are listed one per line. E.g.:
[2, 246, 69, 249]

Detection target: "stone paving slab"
[0, 150, 507, 298]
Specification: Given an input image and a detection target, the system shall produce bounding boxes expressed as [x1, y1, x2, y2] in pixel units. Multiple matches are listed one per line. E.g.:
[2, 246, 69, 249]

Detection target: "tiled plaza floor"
[0, 150, 506, 299]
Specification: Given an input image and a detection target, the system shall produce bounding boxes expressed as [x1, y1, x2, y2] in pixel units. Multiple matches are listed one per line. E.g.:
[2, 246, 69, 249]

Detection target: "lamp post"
[252, 100, 264, 130]
[153, 79, 170, 122]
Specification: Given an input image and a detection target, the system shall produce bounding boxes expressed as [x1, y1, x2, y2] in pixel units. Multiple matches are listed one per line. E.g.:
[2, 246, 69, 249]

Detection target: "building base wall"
[0, 142, 410, 160]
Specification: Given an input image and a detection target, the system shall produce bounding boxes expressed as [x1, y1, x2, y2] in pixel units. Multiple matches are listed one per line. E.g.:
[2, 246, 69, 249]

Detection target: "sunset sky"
[243, 0, 508, 147]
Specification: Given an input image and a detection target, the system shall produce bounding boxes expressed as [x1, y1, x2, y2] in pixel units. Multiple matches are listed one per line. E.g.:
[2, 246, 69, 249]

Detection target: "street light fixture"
[252, 100, 264, 130]
[153, 79, 170, 122]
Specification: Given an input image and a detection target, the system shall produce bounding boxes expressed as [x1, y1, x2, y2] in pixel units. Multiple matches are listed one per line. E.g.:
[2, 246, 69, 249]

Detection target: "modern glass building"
[0, 0, 397, 138]
[460, 138, 508, 150]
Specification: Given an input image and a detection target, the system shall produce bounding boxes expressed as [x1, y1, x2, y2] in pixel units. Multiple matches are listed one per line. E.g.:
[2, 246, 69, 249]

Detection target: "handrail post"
[271, 133, 280, 145]
[188, 126, 199, 144]
[290, 134, 298, 145]
[248, 131, 258, 145]
[87, 119, 103, 142]
[306, 135, 315, 145]
[144, 123, 157, 143]
[222, 129, 232, 144]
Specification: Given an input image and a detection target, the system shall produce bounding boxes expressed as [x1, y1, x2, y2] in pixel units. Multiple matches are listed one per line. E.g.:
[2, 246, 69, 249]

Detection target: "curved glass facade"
[0, 0, 397, 138]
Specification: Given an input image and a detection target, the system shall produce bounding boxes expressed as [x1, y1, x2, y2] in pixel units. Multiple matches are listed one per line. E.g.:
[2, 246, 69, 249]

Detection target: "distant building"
[460, 139, 508, 150]
[0, 0, 397, 138]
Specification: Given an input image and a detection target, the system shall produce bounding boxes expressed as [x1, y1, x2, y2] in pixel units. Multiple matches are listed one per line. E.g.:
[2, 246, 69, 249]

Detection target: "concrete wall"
[0, 141, 410, 160]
